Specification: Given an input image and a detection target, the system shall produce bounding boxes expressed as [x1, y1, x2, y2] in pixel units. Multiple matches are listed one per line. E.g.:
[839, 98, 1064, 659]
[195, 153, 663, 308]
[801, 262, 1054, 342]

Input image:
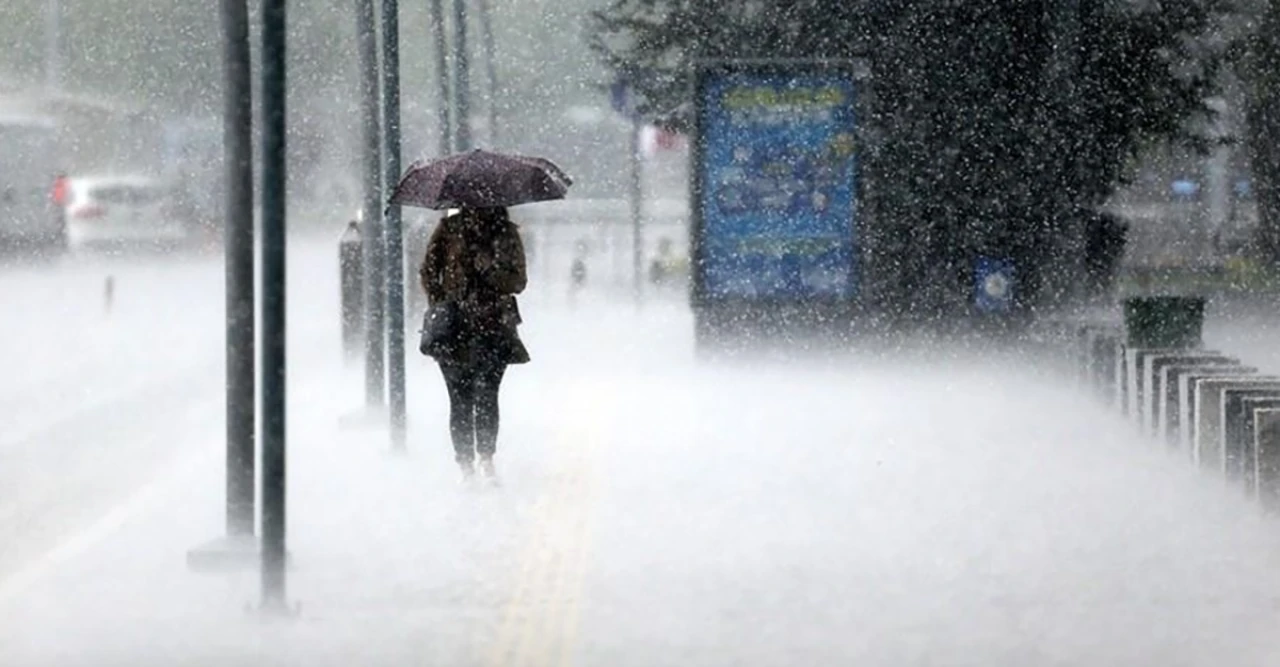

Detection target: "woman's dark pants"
[439, 357, 507, 463]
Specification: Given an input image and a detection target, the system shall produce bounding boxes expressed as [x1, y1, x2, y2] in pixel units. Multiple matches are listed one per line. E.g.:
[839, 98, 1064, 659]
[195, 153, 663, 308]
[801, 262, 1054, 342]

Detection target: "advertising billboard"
[692, 61, 860, 304]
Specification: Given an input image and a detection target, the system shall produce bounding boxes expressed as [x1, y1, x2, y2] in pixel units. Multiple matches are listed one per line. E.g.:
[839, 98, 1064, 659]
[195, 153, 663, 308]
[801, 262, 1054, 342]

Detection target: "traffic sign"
[610, 77, 646, 121]
[974, 257, 1014, 313]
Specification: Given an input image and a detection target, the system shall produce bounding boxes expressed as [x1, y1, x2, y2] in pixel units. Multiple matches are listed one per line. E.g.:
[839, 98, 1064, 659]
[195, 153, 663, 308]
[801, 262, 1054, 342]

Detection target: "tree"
[590, 0, 1226, 321]
[1238, 0, 1280, 265]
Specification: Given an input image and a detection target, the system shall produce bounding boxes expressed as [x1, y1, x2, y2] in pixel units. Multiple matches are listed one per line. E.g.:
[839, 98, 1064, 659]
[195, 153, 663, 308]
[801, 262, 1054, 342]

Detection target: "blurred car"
[63, 175, 206, 251]
[0, 114, 65, 255]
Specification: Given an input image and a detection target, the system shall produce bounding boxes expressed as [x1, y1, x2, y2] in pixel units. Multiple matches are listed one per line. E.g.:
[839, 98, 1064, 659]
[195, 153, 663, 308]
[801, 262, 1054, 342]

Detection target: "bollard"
[1125, 347, 1180, 426]
[1142, 352, 1231, 438]
[1157, 359, 1239, 446]
[339, 220, 365, 360]
[1072, 323, 1093, 387]
[104, 275, 114, 314]
[1081, 324, 1122, 397]
[1191, 377, 1280, 471]
[1113, 335, 1127, 413]
[1239, 395, 1280, 495]
[1253, 408, 1280, 511]
[1222, 389, 1280, 486]
[1176, 366, 1255, 454]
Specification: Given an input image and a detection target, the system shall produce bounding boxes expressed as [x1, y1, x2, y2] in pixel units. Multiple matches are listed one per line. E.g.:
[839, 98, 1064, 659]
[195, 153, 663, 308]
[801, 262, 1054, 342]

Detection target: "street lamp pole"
[259, 0, 289, 610]
[357, 0, 386, 407]
[185, 0, 258, 574]
[429, 0, 453, 154]
[221, 0, 256, 540]
[382, 0, 407, 451]
[451, 0, 472, 151]
[630, 117, 644, 304]
[476, 0, 499, 144]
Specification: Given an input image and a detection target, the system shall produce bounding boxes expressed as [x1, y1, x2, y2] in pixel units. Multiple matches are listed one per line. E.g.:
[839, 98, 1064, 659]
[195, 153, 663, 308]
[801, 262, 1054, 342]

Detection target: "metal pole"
[451, 0, 472, 151]
[476, 0, 499, 145]
[382, 0, 407, 450]
[357, 0, 386, 407]
[222, 0, 255, 539]
[1048, 0, 1082, 305]
[428, 0, 453, 154]
[44, 0, 61, 91]
[259, 0, 288, 610]
[630, 117, 644, 304]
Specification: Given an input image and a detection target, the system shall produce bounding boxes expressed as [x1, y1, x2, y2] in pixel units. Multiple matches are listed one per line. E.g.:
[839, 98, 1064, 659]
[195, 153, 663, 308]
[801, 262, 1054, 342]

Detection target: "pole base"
[245, 599, 302, 619]
[338, 405, 389, 430]
[187, 535, 292, 573]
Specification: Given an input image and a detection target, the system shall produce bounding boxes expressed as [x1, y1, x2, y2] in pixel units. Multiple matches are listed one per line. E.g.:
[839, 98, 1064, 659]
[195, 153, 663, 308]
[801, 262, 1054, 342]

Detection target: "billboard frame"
[689, 57, 870, 342]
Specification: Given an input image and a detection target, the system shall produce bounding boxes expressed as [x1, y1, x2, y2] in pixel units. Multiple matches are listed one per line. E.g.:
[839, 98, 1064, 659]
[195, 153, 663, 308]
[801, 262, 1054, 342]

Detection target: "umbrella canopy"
[388, 149, 573, 211]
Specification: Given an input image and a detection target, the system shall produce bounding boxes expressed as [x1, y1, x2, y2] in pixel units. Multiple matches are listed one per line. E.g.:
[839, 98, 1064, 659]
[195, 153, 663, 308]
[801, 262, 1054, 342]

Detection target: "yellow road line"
[488, 493, 551, 666]
[513, 463, 578, 665]
[551, 392, 608, 667]
[483, 380, 610, 667]
[556, 443, 600, 667]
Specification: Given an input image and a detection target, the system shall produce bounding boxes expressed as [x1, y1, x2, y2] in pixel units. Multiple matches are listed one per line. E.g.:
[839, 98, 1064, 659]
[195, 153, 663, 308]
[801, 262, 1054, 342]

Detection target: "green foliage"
[590, 0, 1230, 316]
[1232, 1, 1280, 264]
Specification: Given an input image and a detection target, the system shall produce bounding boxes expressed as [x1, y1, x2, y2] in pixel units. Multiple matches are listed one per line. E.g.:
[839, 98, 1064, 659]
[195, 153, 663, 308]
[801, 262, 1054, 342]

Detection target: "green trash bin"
[1123, 295, 1205, 349]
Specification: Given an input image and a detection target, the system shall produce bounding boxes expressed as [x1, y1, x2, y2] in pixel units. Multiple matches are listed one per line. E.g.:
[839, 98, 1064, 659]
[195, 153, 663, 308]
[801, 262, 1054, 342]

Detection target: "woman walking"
[419, 206, 530, 481]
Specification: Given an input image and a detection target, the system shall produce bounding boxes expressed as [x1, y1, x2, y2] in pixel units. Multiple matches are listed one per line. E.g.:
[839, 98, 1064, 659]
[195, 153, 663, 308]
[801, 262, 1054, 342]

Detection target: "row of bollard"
[1048, 296, 1280, 512]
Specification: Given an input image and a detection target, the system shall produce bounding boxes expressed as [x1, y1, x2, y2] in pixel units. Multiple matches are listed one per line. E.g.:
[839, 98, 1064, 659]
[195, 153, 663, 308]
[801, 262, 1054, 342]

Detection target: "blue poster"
[696, 68, 858, 300]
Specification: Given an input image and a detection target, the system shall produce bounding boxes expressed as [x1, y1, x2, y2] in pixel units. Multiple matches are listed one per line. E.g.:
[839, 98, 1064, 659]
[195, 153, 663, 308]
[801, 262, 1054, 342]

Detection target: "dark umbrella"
[388, 148, 573, 211]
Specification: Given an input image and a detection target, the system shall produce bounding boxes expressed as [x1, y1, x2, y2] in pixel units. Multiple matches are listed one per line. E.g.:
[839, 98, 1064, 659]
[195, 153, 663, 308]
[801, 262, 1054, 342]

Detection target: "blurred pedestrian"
[419, 207, 530, 482]
[568, 237, 589, 307]
[649, 237, 675, 287]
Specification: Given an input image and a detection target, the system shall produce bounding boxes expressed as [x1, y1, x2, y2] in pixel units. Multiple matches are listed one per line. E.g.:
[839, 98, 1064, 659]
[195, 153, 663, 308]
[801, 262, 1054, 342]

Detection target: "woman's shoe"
[458, 457, 477, 481]
[479, 456, 500, 486]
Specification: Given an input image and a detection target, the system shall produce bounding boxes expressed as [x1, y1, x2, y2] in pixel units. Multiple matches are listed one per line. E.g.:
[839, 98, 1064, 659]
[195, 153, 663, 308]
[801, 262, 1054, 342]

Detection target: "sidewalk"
[0, 292, 689, 666]
[7, 297, 1280, 666]
[0, 361, 579, 665]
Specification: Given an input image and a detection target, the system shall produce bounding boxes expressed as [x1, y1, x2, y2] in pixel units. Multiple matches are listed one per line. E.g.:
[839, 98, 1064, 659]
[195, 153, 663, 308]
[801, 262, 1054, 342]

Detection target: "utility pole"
[382, 0, 407, 451]
[451, 0, 472, 151]
[629, 117, 644, 304]
[357, 0, 386, 407]
[259, 0, 289, 611]
[429, 0, 453, 153]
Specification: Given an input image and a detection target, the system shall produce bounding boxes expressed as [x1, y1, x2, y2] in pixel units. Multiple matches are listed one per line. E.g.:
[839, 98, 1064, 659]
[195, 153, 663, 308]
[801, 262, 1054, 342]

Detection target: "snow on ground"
[2, 240, 1280, 665]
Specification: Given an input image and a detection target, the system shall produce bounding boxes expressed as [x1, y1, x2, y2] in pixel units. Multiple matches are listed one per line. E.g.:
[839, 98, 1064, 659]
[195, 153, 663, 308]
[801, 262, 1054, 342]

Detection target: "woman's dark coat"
[419, 212, 530, 365]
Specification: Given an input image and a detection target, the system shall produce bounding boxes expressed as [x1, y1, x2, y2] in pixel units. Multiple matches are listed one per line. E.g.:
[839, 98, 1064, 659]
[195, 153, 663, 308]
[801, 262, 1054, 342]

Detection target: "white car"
[64, 175, 199, 250]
